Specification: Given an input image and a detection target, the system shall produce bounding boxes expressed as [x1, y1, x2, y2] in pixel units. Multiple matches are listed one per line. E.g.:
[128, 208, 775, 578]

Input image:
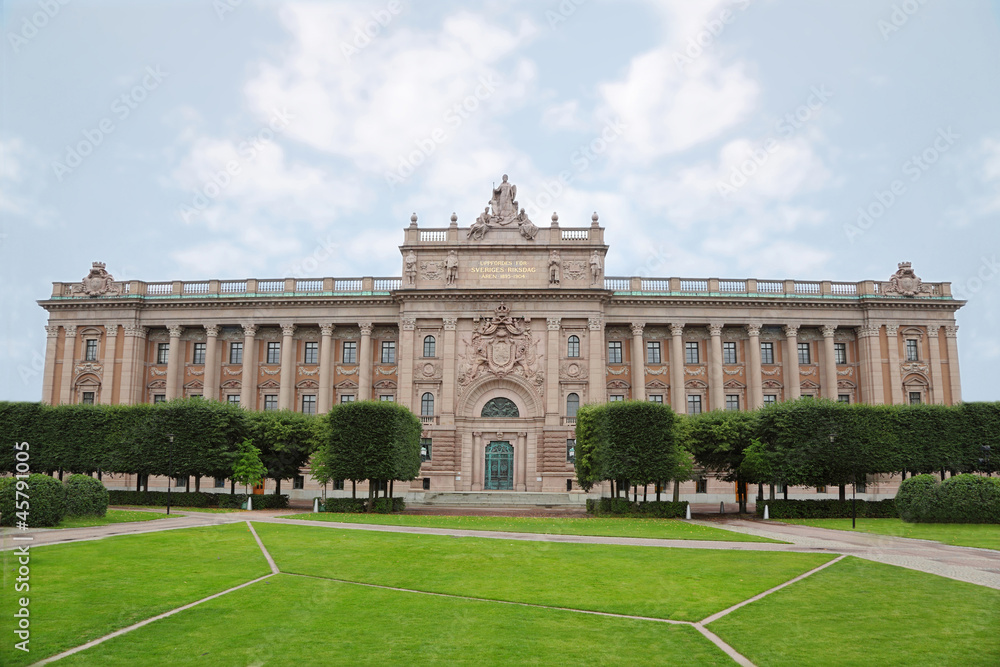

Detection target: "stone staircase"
[414, 492, 586, 508]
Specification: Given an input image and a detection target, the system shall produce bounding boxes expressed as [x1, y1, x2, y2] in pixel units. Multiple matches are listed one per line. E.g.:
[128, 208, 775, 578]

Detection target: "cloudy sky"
[2, 0, 999, 401]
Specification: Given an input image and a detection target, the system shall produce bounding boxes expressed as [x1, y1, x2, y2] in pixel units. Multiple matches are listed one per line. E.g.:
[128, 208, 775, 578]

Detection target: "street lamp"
[166, 433, 174, 516]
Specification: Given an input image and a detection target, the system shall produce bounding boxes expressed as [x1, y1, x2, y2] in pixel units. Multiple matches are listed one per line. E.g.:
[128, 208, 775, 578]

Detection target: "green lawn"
[57, 574, 733, 666]
[0, 522, 271, 667]
[777, 518, 1000, 550]
[284, 512, 782, 542]
[252, 521, 831, 621]
[710, 556, 1000, 666]
[53, 509, 181, 529]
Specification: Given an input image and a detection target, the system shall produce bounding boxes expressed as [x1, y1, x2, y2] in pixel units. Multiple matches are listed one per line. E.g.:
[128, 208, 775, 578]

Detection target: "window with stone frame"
[760, 341, 774, 365]
[153, 394, 166, 404]
[687, 394, 702, 415]
[763, 394, 778, 406]
[192, 342, 206, 365]
[798, 342, 811, 365]
[723, 341, 737, 364]
[648, 394, 663, 403]
[156, 342, 169, 365]
[340, 394, 355, 403]
[909, 391, 922, 405]
[420, 392, 434, 416]
[646, 341, 661, 364]
[834, 342, 847, 364]
[420, 438, 432, 462]
[607, 340, 623, 364]
[696, 477, 708, 494]
[685, 341, 700, 364]
[85, 339, 99, 361]
[303, 341, 318, 364]
[302, 395, 317, 414]
[264, 395, 278, 411]
[267, 342, 281, 364]
[381, 340, 396, 364]
[725, 395, 740, 411]
[342, 341, 357, 364]
[226, 395, 241, 405]
[423, 335, 436, 358]
[229, 342, 243, 365]
[566, 393, 580, 417]
[906, 339, 919, 362]
[567, 335, 580, 358]
[81, 391, 95, 405]
[838, 394, 851, 404]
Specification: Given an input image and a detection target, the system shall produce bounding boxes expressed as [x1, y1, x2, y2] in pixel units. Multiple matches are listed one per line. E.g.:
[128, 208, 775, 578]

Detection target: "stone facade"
[38, 178, 965, 501]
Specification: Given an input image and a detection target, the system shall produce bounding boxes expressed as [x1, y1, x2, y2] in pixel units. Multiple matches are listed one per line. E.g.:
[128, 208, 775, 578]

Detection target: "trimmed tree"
[684, 409, 759, 513]
[573, 403, 606, 492]
[601, 400, 683, 501]
[231, 438, 267, 494]
[246, 410, 320, 495]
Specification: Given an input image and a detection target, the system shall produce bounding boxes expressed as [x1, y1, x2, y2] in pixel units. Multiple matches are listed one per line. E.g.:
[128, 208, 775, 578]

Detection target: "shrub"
[218, 493, 290, 510]
[108, 490, 213, 507]
[586, 497, 688, 518]
[755, 499, 898, 519]
[931, 475, 1000, 523]
[322, 497, 404, 513]
[63, 474, 109, 517]
[895, 474, 939, 522]
[0, 473, 67, 527]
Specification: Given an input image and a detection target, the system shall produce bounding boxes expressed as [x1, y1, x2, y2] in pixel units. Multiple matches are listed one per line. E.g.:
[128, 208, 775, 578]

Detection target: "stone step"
[416, 492, 585, 507]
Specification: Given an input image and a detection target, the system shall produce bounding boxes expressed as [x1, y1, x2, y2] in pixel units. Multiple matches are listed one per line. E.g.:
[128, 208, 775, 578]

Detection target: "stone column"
[166, 326, 184, 400]
[516, 431, 527, 492]
[926, 325, 944, 404]
[746, 323, 763, 409]
[884, 324, 902, 404]
[821, 325, 838, 400]
[670, 323, 685, 413]
[59, 325, 77, 404]
[318, 324, 334, 413]
[783, 325, 801, 401]
[472, 431, 483, 491]
[857, 325, 885, 405]
[545, 318, 561, 418]
[587, 316, 604, 403]
[631, 322, 646, 401]
[441, 318, 458, 424]
[240, 324, 258, 409]
[708, 323, 724, 411]
[203, 325, 219, 402]
[358, 321, 373, 402]
[399, 318, 416, 410]
[100, 323, 119, 405]
[42, 324, 60, 405]
[278, 323, 296, 410]
[944, 325, 962, 404]
[119, 325, 147, 405]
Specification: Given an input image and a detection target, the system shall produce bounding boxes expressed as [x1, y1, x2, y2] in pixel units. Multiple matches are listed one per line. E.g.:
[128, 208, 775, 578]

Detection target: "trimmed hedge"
[755, 498, 898, 519]
[896, 474, 1000, 523]
[0, 474, 67, 527]
[217, 493, 289, 510]
[107, 490, 288, 509]
[322, 497, 405, 513]
[63, 474, 109, 517]
[586, 498, 688, 518]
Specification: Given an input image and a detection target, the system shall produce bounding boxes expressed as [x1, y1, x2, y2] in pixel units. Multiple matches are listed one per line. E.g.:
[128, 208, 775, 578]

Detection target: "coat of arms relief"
[70, 262, 123, 297]
[457, 303, 543, 396]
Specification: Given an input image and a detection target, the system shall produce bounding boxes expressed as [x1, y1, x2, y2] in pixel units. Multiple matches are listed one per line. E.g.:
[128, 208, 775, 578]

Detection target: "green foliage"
[683, 409, 758, 483]
[573, 403, 606, 491]
[586, 497, 688, 518]
[231, 438, 267, 490]
[602, 400, 683, 488]
[216, 493, 289, 510]
[63, 474, 109, 517]
[246, 410, 319, 491]
[754, 499, 898, 519]
[896, 474, 1000, 523]
[105, 490, 288, 509]
[321, 497, 404, 513]
[0, 473, 67, 527]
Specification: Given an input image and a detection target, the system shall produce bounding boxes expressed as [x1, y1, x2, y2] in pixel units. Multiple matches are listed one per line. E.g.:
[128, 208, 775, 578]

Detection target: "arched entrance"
[484, 441, 514, 490]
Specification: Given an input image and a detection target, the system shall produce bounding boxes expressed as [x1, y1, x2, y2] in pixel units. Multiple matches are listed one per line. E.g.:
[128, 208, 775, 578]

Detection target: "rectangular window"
[760, 342, 774, 365]
[909, 391, 922, 405]
[85, 339, 98, 361]
[227, 394, 241, 405]
[229, 342, 243, 365]
[293, 475, 305, 490]
[609, 395, 624, 402]
[723, 341, 737, 365]
[648, 394, 663, 404]
[834, 342, 847, 365]
[816, 485, 827, 494]
[342, 341, 357, 364]
[213, 477, 225, 488]
[340, 395, 355, 403]
[380, 395, 394, 402]
[263, 395, 278, 411]
[838, 394, 851, 404]
[725, 395, 740, 411]
[333, 479, 345, 491]
[381, 341, 396, 364]
[906, 339, 919, 362]
[175, 476, 187, 488]
[608, 341, 623, 364]
[856, 475, 867, 493]
[81, 391, 95, 405]
[685, 341, 700, 364]
[157, 342, 169, 365]
[646, 341, 661, 364]
[696, 477, 708, 494]
[267, 342, 281, 365]
[192, 342, 206, 365]
[763, 394, 778, 406]
[566, 438, 576, 463]
[687, 395, 702, 415]
[304, 341, 318, 364]
[153, 394, 166, 404]
[302, 395, 317, 414]
[422, 477, 431, 490]
[420, 438, 432, 462]
[797, 342, 811, 365]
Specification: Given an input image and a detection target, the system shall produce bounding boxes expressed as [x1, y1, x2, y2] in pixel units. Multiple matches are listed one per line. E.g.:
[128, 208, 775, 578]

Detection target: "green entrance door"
[484, 441, 514, 490]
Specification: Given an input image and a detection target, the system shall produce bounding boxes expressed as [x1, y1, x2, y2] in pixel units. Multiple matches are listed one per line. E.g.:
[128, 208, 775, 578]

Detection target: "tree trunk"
[643, 485, 647, 502]
[839, 484, 846, 501]
[783, 484, 788, 501]
[136, 475, 141, 492]
[757, 483, 764, 502]
[390, 480, 394, 499]
[195, 475, 200, 492]
[769, 483, 775, 500]
[275, 478, 281, 495]
[632, 484, 637, 503]
[231, 479, 235, 494]
[673, 479, 680, 502]
[352, 480, 356, 499]
[58, 468, 63, 481]
[656, 483, 661, 503]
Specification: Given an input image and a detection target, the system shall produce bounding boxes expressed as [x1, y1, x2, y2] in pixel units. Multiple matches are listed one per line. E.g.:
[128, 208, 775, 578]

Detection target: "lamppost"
[166, 433, 174, 516]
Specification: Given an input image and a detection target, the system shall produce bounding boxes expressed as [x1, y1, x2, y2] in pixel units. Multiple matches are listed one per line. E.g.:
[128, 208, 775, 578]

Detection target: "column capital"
[320, 323, 336, 336]
[745, 322, 762, 337]
[46, 324, 61, 338]
[443, 318, 458, 330]
[630, 322, 645, 336]
[168, 325, 184, 338]
[587, 316, 604, 331]
[783, 324, 800, 338]
[547, 317, 562, 331]
[280, 323, 296, 337]
[884, 324, 899, 337]
[123, 325, 148, 338]
[359, 321, 374, 336]
[205, 325, 220, 337]
[241, 323, 258, 337]
[856, 324, 880, 339]
[669, 323, 685, 337]
[708, 323, 724, 337]
[64, 324, 78, 338]
[821, 324, 837, 338]
[944, 325, 959, 338]
[104, 322, 120, 337]
[401, 318, 417, 331]
[926, 323, 941, 335]
[473, 431, 482, 438]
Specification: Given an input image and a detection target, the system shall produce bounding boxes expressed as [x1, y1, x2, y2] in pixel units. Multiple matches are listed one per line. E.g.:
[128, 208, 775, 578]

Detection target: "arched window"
[481, 397, 520, 418]
[566, 393, 579, 417]
[421, 392, 435, 416]
[423, 335, 436, 357]
[567, 335, 580, 358]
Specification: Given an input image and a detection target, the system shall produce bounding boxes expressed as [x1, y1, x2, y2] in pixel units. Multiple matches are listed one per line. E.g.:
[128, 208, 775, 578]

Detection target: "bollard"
[246, 496, 253, 512]
[313, 497, 320, 513]
[720, 501, 725, 514]
[764, 504, 769, 520]
[685, 504, 691, 520]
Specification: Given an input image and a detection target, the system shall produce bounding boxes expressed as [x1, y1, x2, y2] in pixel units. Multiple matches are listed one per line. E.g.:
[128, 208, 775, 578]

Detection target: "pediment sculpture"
[70, 262, 123, 297]
[457, 302, 542, 394]
[882, 262, 932, 297]
[466, 175, 537, 241]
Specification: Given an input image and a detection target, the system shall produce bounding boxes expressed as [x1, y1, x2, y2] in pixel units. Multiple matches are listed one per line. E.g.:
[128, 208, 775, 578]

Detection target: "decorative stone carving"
[563, 261, 586, 280]
[70, 262, 123, 297]
[359, 322, 373, 336]
[885, 324, 900, 337]
[45, 324, 61, 338]
[630, 323, 645, 337]
[205, 325, 220, 337]
[685, 367, 706, 376]
[783, 324, 800, 338]
[420, 261, 444, 281]
[75, 362, 103, 376]
[223, 367, 242, 376]
[516, 208, 538, 240]
[745, 323, 762, 337]
[882, 262, 932, 297]
[606, 326, 630, 340]
[375, 366, 397, 376]
[280, 324, 296, 337]
[457, 302, 542, 394]
[320, 323, 335, 337]
[443, 318, 458, 331]
[723, 368, 742, 376]
[189, 369, 204, 376]
[645, 366, 668, 375]
[607, 367, 629, 375]
[260, 367, 280, 375]
[708, 323, 724, 337]
[241, 323, 258, 337]
[168, 325, 184, 338]
[150, 368, 166, 376]
[299, 367, 319, 375]
[944, 325, 959, 338]
[800, 367, 817, 376]
[590, 250, 603, 286]
[607, 380, 630, 390]
[372, 326, 397, 340]
[104, 323, 120, 337]
[837, 380, 856, 390]
[421, 362, 441, 378]
[559, 361, 588, 380]
[490, 174, 517, 225]
[548, 250, 560, 285]
[546, 318, 561, 331]
[669, 323, 685, 337]
[856, 325, 881, 338]
[337, 366, 358, 375]
[445, 250, 459, 286]
[838, 368, 854, 376]
[762, 367, 781, 376]
[821, 325, 837, 337]
[901, 362, 929, 373]
[401, 318, 416, 331]
[404, 250, 417, 286]
[588, 316, 603, 331]
[762, 380, 783, 389]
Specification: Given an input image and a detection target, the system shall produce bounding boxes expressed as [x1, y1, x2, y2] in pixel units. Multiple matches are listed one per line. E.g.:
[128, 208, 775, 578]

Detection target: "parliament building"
[38, 177, 965, 503]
